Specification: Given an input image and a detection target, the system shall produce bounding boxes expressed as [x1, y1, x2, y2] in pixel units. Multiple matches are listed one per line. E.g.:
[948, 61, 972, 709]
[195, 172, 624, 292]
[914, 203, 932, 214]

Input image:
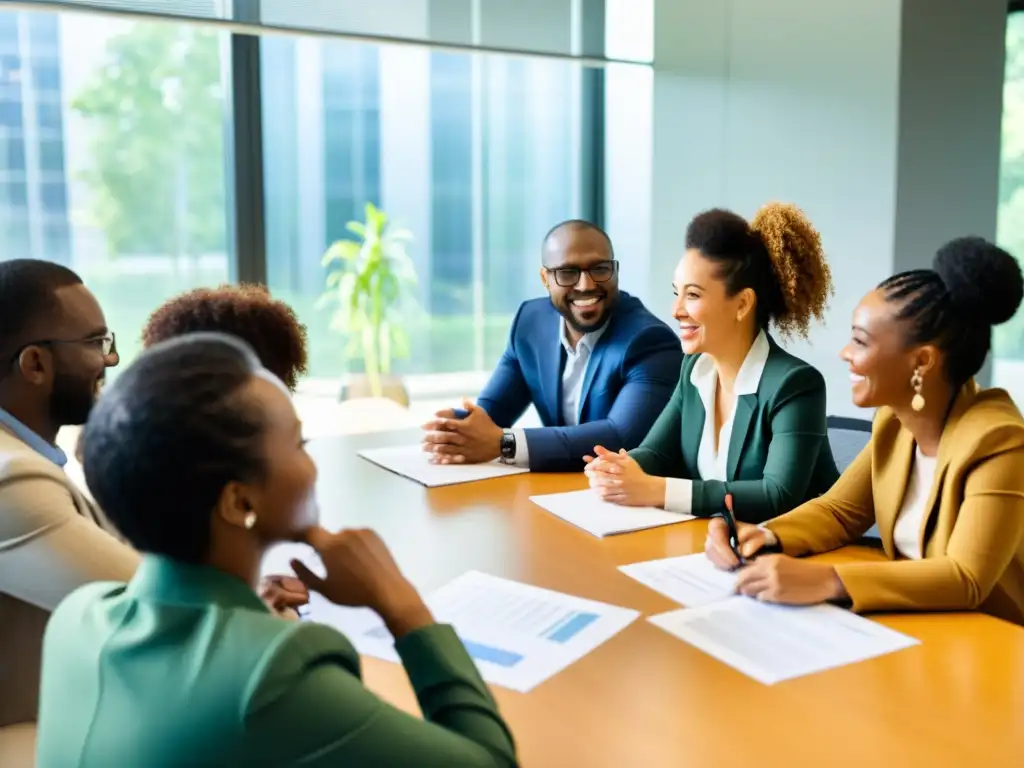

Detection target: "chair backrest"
[826, 415, 880, 540]
[826, 415, 871, 472]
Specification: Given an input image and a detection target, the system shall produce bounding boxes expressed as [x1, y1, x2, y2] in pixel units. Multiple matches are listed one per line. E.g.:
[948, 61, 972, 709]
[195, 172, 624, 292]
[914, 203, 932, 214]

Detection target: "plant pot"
[338, 374, 410, 407]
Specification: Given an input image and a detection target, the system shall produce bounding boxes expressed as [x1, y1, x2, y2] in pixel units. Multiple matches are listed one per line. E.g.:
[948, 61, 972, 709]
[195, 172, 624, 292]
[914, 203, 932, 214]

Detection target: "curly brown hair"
[685, 203, 833, 340]
[141, 284, 309, 390]
[750, 202, 833, 339]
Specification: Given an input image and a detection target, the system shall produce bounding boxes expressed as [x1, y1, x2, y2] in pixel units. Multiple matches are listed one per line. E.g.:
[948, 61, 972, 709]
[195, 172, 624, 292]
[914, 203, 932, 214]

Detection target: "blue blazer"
[477, 292, 682, 472]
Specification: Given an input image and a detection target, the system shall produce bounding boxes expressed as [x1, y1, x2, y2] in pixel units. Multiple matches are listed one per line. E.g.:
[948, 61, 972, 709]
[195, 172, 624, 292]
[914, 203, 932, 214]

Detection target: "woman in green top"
[585, 203, 839, 523]
[36, 333, 517, 768]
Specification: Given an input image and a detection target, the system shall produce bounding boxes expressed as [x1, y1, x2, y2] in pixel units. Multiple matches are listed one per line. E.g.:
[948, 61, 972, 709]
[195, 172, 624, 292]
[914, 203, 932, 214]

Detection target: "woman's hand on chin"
[291, 526, 434, 640]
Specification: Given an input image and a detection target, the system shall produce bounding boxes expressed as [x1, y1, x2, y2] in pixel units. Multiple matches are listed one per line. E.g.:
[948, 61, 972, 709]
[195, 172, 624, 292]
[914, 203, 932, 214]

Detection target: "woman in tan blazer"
[706, 236, 1024, 626]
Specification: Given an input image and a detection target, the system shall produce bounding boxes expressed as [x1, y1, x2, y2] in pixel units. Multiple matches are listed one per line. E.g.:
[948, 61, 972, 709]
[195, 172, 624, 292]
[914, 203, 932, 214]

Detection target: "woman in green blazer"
[585, 203, 839, 523]
[35, 334, 517, 768]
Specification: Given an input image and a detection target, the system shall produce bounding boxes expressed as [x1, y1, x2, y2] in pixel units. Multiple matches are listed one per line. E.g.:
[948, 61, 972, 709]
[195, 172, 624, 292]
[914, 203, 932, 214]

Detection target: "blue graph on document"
[363, 625, 524, 668]
[543, 611, 599, 643]
[360, 592, 601, 669]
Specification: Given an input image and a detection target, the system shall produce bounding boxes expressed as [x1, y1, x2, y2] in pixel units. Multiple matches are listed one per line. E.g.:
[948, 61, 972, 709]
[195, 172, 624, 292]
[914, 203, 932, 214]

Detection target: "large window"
[995, 12, 1024, 394]
[0, 4, 608, 388]
[0, 9, 232, 367]
[262, 36, 587, 380]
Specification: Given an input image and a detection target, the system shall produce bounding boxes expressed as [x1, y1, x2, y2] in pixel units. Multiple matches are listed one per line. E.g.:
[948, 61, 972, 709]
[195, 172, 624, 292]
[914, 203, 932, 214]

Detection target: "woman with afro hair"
[74, 285, 309, 466]
[142, 284, 309, 391]
[585, 202, 839, 523]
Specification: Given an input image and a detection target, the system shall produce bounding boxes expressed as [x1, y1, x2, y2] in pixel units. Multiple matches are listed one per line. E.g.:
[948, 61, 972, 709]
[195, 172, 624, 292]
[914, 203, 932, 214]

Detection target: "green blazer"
[36, 556, 517, 767]
[630, 336, 839, 523]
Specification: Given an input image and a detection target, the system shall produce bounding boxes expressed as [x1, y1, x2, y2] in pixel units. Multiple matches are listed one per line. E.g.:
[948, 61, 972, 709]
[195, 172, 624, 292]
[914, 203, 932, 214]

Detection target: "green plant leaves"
[319, 203, 419, 380]
[321, 239, 361, 266]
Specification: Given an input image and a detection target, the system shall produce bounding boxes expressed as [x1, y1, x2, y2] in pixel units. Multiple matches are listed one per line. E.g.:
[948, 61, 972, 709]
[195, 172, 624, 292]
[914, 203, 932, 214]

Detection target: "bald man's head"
[541, 220, 614, 266]
[539, 220, 619, 335]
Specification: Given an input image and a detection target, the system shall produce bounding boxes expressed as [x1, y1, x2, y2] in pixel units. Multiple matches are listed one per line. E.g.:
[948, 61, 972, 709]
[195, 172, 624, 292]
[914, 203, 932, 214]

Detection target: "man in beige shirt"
[0, 260, 137, 765]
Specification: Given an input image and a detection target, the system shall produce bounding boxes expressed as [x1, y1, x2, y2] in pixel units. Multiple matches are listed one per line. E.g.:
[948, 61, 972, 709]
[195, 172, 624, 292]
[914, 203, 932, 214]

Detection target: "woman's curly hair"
[750, 202, 833, 339]
[685, 202, 833, 339]
[141, 284, 309, 390]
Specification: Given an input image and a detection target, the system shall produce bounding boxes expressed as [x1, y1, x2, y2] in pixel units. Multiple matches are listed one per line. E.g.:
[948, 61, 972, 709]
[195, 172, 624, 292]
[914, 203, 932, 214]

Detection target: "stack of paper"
[529, 489, 694, 537]
[358, 445, 529, 487]
[620, 552, 920, 684]
[306, 570, 639, 693]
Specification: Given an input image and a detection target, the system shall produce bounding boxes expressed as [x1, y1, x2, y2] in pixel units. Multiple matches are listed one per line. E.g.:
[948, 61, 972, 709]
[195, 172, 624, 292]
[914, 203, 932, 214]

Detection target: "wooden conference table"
[264, 429, 1024, 767]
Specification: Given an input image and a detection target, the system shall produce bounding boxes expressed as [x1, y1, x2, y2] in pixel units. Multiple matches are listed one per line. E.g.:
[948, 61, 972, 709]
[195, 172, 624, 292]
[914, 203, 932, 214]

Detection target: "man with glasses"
[423, 220, 682, 472]
[0, 259, 137, 765]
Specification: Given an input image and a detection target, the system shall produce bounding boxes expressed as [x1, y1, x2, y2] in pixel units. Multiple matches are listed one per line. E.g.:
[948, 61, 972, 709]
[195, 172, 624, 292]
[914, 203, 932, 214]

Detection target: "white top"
[892, 447, 938, 560]
[510, 319, 609, 467]
[664, 330, 771, 513]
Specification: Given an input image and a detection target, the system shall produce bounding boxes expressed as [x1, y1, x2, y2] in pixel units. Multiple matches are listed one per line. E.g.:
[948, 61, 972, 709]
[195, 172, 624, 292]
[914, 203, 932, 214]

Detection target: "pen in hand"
[722, 493, 745, 569]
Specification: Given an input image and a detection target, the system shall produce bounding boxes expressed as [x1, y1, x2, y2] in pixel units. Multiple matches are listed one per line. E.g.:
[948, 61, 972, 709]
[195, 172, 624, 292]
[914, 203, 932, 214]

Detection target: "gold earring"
[243, 512, 257, 530]
[911, 369, 925, 412]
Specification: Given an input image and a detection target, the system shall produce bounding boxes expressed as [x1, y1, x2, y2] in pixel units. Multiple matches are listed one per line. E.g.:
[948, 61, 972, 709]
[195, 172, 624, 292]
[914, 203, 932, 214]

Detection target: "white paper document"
[306, 570, 639, 693]
[619, 553, 737, 607]
[529, 489, 694, 537]
[649, 596, 920, 685]
[357, 445, 529, 487]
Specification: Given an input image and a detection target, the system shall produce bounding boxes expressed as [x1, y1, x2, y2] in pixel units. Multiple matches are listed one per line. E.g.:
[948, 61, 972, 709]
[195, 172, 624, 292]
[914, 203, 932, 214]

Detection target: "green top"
[630, 334, 839, 523]
[36, 556, 518, 767]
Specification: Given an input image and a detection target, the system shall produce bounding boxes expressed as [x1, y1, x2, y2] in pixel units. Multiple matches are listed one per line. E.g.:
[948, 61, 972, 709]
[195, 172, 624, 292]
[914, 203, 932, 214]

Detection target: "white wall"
[612, 0, 1008, 417]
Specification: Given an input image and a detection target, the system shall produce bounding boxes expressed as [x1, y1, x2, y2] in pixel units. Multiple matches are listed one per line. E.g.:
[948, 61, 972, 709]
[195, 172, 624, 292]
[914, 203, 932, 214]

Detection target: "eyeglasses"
[545, 260, 618, 288]
[8, 332, 117, 366]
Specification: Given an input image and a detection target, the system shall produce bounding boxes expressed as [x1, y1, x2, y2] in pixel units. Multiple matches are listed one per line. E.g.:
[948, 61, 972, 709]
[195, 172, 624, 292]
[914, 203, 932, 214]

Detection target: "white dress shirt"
[892, 447, 938, 560]
[664, 330, 771, 512]
[510, 319, 608, 467]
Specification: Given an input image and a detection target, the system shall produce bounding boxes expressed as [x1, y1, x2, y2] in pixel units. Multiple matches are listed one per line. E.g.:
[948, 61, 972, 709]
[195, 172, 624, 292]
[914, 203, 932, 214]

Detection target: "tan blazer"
[766, 381, 1024, 626]
[0, 427, 139, 729]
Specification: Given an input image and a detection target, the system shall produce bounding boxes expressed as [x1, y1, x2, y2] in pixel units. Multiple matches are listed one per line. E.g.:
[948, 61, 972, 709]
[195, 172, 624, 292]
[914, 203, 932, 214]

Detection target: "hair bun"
[933, 237, 1023, 327]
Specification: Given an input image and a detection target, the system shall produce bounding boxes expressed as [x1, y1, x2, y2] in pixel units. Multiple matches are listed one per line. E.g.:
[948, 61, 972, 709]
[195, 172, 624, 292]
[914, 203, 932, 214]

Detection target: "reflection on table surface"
[263, 429, 1024, 768]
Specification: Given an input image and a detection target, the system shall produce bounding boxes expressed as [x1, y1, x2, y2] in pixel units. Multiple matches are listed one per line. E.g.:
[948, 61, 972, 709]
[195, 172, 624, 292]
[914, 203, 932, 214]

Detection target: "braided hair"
[879, 237, 1024, 389]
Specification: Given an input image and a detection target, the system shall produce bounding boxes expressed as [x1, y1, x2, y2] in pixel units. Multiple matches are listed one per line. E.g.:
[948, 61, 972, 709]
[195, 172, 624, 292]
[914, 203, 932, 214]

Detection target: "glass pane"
[0, 15, 18, 48]
[0, 9, 232, 371]
[260, 0, 581, 58]
[54, 0, 227, 19]
[604, 61, 652, 308]
[27, 0, 652, 62]
[995, 12, 1024, 398]
[262, 35, 586, 387]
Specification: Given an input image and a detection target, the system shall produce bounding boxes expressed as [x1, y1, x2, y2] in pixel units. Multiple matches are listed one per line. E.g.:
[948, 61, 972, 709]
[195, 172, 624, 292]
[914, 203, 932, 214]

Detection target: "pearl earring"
[243, 511, 257, 530]
[910, 369, 925, 412]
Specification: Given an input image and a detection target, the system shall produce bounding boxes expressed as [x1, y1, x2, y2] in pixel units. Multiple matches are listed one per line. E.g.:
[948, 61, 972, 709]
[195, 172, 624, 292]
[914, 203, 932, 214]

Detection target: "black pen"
[722, 493, 745, 567]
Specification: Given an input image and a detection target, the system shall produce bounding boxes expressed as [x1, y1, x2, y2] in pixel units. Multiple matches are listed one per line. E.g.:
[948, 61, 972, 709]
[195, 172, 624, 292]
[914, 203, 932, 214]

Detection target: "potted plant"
[319, 202, 418, 405]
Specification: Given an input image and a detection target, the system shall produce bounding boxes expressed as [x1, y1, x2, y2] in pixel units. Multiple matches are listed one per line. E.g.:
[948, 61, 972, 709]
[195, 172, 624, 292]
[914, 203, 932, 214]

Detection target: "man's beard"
[554, 290, 616, 335]
[49, 370, 100, 427]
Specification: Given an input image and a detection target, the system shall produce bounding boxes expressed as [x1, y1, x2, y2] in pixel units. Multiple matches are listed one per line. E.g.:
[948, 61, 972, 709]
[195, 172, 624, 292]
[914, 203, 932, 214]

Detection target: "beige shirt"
[892, 447, 938, 560]
[0, 426, 139, 727]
